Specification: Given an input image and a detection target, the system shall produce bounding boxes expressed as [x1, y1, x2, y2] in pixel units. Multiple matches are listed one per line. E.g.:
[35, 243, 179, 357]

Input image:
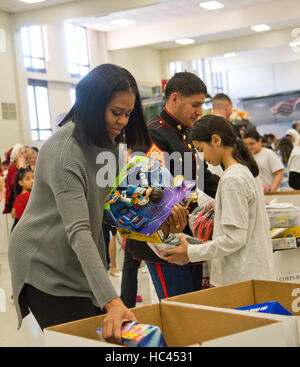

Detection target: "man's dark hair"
[164, 72, 207, 100]
[244, 127, 261, 141]
[212, 93, 232, 104]
[59, 63, 150, 150]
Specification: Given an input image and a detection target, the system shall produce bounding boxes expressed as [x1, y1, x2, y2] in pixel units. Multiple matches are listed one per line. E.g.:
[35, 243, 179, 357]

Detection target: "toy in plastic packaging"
[147, 233, 206, 265]
[188, 189, 215, 242]
[103, 155, 195, 242]
[147, 189, 215, 265]
[97, 321, 168, 347]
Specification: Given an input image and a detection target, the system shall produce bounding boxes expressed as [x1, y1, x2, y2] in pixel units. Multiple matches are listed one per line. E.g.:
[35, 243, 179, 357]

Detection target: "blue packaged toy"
[235, 301, 292, 316]
[103, 155, 195, 242]
[97, 321, 168, 347]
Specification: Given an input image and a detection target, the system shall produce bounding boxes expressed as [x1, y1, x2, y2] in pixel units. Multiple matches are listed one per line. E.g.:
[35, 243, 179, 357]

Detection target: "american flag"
[270, 97, 300, 116]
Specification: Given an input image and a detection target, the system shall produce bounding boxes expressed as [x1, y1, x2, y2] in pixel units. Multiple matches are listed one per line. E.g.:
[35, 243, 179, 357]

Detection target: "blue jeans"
[146, 262, 203, 300]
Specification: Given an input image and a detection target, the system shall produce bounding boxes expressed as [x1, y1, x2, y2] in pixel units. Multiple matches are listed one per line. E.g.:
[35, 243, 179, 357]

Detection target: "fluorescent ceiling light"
[175, 38, 195, 45]
[289, 41, 300, 47]
[199, 1, 224, 10]
[251, 24, 271, 32]
[111, 18, 136, 27]
[19, 0, 46, 3]
[224, 52, 236, 58]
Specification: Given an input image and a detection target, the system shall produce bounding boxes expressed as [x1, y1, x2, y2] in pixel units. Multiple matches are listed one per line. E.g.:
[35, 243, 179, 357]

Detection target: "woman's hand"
[102, 297, 137, 344]
[161, 234, 189, 264]
[167, 204, 188, 233]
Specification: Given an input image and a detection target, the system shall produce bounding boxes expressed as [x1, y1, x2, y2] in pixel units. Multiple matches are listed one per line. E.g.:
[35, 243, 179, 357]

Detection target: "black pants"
[20, 284, 104, 330]
[120, 242, 141, 308]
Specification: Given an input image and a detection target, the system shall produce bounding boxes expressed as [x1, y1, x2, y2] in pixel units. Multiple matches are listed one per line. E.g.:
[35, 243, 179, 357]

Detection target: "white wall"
[11, 22, 111, 150]
[0, 10, 22, 156]
[209, 46, 300, 100]
[109, 46, 163, 88]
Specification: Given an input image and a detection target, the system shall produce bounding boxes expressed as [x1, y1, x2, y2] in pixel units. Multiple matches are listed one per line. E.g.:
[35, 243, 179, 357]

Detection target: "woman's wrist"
[104, 297, 124, 312]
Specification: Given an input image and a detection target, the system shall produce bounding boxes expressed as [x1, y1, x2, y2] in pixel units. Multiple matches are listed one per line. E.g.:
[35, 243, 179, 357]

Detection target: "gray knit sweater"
[8, 122, 119, 328]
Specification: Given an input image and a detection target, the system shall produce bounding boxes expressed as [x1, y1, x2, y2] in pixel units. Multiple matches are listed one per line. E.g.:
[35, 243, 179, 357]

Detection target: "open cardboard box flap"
[163, 280, 300, 315]
[163, 279, 300, 346]
[44, 302, 285, 347]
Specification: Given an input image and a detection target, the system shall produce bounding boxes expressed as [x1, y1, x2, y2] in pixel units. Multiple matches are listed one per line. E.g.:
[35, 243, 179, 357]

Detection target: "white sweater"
[188, 164, 276, 286]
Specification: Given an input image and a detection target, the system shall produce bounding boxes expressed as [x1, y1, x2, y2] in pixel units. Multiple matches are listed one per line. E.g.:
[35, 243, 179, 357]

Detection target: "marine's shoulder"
[146, 118, 168, 130]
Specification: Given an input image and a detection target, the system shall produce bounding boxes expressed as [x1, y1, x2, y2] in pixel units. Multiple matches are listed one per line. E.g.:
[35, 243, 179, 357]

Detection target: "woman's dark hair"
[14, 168, 32, 196]
[191, 114, 259, 177]
[59, 63, 150, 150]
[278, 137, 294, 165]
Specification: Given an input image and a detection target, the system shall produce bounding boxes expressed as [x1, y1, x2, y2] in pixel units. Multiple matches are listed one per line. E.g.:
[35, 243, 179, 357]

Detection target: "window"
[169, 61, 184, 77]
[192, 59, 205, 81]
[65, 23, 90, 77]
[213, 70, 229, 95]
[27, 79, 52, 141]
[21, 25, 47, 72]
[70, 85, 76, 105]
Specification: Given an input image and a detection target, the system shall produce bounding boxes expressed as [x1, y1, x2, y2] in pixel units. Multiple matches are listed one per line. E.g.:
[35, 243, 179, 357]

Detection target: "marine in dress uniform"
[123, 106, 220, 302]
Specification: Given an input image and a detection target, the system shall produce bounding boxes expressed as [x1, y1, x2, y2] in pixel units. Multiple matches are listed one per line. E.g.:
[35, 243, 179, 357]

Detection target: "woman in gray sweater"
[8, 64, 161, 344]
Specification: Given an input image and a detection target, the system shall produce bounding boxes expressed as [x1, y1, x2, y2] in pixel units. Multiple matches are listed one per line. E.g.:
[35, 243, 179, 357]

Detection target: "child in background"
[161, 114, 276, 286]
[11, 168, 34, 230]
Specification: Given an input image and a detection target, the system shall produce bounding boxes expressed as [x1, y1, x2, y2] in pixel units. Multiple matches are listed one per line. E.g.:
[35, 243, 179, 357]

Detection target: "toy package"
[235, 301, 292, 316]
[97, 321, 168, 347]
[188, 189, 215, 242]
[103, 155, 195, 242]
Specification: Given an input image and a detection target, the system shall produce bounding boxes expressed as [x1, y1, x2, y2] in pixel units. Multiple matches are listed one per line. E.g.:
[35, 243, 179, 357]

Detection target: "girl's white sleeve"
[188, 186, 249, 263]
[187, 225, 247, 262]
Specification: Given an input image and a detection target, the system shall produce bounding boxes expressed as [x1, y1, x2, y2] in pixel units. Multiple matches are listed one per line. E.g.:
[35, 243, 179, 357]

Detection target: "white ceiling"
[77, 0, 275, 32]
[0, 0, 76, 13]
[0, 0, 300, 51]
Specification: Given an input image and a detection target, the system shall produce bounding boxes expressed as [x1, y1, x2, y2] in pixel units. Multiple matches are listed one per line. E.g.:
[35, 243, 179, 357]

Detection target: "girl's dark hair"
[59, 63, 151, 150]
[278, 137, 294, 165]
[14, 167, 32, 196]
[191, 114, 259, 177]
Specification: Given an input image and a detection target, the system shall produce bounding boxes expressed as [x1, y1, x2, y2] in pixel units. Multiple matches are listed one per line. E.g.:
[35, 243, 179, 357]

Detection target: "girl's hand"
[102, 298, 137, 344]
[161, 234, 189, 263]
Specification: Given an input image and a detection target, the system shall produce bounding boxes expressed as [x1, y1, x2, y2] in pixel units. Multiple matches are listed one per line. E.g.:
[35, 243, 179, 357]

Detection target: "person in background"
[31, 146, 39, 153]
[11, 168, 34, 231]
[244, 128, 283, 193]
[2, 144, 27, 214]
[161, 114, 276, 286]
[102, 223, 120, 277]
[261, 136, 268, 148]
[292, 121, 300, 134]
[286, 128, 300, 148]
[8, 63, 186, 344]
[211, 93, 240, 138]
[26, 148, 38, 172]
[278, 136, 300, 190]
[0, 157, 4, 177]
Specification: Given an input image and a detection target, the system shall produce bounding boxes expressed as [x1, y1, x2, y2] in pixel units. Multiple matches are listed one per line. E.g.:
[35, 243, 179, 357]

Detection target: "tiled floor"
[0, 250, 158, 347]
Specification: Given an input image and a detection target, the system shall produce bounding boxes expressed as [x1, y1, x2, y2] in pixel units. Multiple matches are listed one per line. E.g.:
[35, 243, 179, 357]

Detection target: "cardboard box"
[272, 237, 300, 250]
[163, 280, 300, 347]
[274, 248, 300, 283]
[272, 226, 300, 239]
[44, 302, 285, 347]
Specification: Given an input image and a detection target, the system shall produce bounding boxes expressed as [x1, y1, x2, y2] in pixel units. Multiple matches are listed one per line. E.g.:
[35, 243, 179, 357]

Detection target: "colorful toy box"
[103, 155, 195, 242]
[97, 321, 167, 347]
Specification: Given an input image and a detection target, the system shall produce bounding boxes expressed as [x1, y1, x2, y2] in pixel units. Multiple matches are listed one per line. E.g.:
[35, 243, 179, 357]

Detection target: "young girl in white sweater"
[162, 114, 276, 286]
